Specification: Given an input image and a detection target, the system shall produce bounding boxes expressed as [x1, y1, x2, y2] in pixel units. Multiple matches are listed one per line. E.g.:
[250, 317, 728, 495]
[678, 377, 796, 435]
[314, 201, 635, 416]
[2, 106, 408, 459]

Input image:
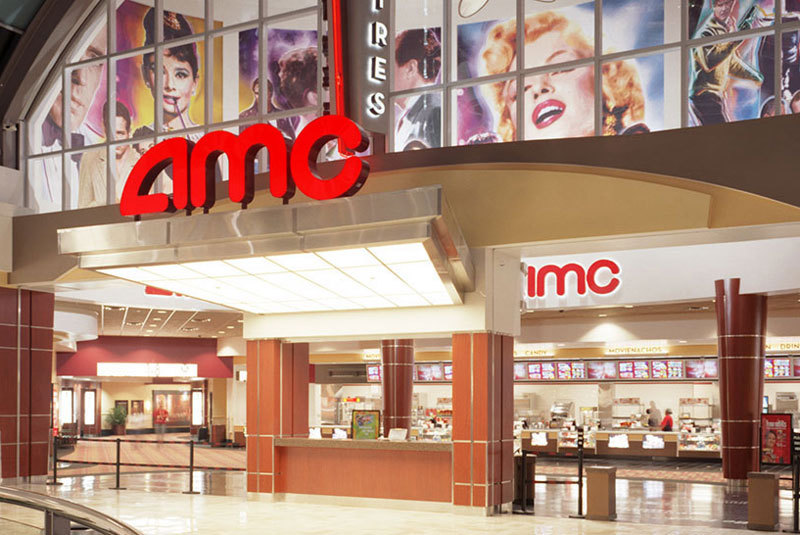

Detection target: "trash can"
[748, 472, 780, 531]
[514, 452, 535, 508]
[586, 466, 616, 521]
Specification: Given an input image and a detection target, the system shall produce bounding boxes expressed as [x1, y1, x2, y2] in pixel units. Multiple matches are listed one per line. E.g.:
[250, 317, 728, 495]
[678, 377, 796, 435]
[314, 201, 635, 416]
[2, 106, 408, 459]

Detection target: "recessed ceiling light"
[623, 305, 634, 309]
[236, 319, 243, 323]
[218, 331, 225, 334]
[598, 313, 607, 318]
[148, 324, 157, 328]
[688, 306, 709, 311]
[152, 317, 162, 321]
[191, 317, 212, 323]
[182, 327, 199, 332]
[679, 340, 687, 344]
[226, 325, 235, 329]
[105, 306, 125, 311]
[557, 343, 565, 347]
[157, 310, 168, 314]
[125, 321, 142, 326]
[146, 330, 154, 333]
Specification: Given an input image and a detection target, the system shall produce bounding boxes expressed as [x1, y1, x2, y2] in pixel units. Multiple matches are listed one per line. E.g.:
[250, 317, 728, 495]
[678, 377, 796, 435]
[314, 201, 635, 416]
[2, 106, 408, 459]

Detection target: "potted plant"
[106, 406, 127, 435]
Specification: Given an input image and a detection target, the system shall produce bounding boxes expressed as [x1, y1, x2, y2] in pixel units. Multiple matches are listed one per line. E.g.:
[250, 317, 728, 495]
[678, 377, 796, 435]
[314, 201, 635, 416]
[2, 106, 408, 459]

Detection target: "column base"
[726, 479, 748, 489]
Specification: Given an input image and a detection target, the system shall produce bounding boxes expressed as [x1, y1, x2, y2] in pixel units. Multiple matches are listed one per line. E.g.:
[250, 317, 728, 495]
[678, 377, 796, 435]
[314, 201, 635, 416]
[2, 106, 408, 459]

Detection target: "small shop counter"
[271, 438, 453, 502]
[521, 429, 720, 460]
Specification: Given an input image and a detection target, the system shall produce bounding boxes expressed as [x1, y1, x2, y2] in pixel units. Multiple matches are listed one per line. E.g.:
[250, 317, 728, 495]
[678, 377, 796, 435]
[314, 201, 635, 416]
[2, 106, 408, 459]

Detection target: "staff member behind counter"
[660, 408, 674, 432]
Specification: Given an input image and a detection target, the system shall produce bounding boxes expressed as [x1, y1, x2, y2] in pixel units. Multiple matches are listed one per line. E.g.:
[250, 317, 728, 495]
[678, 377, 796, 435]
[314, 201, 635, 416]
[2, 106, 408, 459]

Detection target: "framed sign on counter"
[352, 410, 381, 440]
[761, 413, 792, 465]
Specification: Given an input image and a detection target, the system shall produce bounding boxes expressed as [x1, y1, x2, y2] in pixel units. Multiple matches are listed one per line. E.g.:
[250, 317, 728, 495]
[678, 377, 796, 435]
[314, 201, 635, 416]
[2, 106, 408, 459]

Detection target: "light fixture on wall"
[459, 0, 490, 17]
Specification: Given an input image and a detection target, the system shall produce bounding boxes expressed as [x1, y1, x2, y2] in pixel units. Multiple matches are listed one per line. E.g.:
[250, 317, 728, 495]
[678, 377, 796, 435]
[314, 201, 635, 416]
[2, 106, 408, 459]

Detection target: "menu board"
[514, 363, 528, 381]
[571, 362, 586, 379]
[528, 363, 542, 379]
[557, 362, 572, 380]
[704, 359, 718, 378]
[366, 365, 382, 382]
[667, 361, 684, 378]
[618, 362, 634, 379]
[685, 360, 705, 379]
[416, 364, 444, 381]
[541, 362, 556, 380]
[773, 358, 791, 377]
[633, 361, 650, 379]
[652, 361, 668, 378]
[765, 358, 774, 378]
[794, 358, 800, 377]
[443, 364, 453, 381]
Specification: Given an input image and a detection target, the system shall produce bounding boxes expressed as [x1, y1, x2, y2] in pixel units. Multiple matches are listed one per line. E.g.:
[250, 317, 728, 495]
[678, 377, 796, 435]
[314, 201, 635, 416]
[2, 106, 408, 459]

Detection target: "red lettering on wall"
[120, 116, 370, 217]
[527, 259, 621, 298]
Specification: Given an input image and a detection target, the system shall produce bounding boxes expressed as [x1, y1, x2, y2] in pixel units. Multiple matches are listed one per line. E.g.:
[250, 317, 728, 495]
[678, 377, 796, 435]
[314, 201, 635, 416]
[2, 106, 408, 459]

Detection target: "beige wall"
[100, 382, 191, 429]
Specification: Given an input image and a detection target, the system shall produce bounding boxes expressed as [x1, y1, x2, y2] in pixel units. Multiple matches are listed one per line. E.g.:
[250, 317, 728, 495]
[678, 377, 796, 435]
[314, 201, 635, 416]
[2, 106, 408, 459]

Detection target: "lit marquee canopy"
[58, 187, 474, 315]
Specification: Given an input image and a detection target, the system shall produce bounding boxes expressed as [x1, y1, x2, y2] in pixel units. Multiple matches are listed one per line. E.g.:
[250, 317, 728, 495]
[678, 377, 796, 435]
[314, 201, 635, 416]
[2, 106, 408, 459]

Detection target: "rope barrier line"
[55, 459, 245, 471]
[71, 437, 193, 445]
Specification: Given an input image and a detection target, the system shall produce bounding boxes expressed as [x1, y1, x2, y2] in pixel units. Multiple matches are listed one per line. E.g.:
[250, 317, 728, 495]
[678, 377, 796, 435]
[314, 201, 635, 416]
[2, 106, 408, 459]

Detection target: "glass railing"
[0, 486, 142, 535]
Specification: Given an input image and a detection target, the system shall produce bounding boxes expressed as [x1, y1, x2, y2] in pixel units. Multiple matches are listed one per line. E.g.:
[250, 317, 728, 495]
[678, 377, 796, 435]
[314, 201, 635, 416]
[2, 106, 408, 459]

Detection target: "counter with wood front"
[269, 438, 453, 502]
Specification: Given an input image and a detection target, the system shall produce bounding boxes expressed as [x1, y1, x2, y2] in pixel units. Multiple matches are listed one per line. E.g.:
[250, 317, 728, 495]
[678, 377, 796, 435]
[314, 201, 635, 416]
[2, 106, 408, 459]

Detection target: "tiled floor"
[2, 470, 797, 534]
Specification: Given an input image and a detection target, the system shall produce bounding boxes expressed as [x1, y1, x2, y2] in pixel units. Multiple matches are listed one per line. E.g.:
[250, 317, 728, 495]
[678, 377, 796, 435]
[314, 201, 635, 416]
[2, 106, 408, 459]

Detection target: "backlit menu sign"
[514, 363, 528, 381]
[773, 358, 791, 377]
[685, 360, 704, 379]
[653, 360, 684, 379]
[765, 359, 774, 378]
[618, 362, 634, 379]
[571, 362, 586, 379]
[528, 363, 542, 379]
[633, 361, 650, 379]
[557, 362, 572, 380]
[416, 364, 444, 381]
[704, 359, 718, 378]
[541, 363, 556, 380]
[366, 364, 382, 382]
[587, 361, 617, 379]
[443, 364, 453, 381]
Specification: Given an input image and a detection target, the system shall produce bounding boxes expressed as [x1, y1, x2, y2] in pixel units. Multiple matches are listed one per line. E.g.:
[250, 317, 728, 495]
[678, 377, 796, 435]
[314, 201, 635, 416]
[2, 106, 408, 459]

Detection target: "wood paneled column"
[381, 339, 414, 438]
[0, 287, 54, 479]
[452, 333, 514, 510]
[245, 340, 308, 495]
[715, 278, 767, 482]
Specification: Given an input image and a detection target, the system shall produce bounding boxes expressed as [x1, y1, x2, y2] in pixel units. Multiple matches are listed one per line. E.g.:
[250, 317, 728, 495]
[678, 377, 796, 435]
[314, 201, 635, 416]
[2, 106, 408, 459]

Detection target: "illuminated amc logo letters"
[120, 115, 370, 217]
[366, 0, 388, 117]
[527, 259, 621, 298]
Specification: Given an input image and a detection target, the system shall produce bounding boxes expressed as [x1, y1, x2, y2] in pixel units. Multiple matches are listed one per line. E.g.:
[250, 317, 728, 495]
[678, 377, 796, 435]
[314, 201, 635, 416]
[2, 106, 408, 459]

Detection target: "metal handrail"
[0, 486, 143, 535]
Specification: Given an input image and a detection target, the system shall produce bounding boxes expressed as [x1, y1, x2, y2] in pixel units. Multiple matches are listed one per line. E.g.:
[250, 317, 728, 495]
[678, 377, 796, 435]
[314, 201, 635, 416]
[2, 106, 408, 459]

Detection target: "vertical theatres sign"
[336, 0, 391, 134]
[119, 115, 370, 217]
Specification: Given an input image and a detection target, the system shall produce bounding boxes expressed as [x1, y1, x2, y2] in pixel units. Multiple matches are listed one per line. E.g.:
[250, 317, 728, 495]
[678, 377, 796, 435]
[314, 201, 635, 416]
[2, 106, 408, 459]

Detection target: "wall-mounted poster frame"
[351, 409, 381, 440]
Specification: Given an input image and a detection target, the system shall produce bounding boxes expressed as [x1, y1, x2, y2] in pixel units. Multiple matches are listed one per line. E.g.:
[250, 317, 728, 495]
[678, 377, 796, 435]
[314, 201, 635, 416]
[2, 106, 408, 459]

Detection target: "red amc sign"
[527, 259, 621, 298]
[120, 115, 370, 217]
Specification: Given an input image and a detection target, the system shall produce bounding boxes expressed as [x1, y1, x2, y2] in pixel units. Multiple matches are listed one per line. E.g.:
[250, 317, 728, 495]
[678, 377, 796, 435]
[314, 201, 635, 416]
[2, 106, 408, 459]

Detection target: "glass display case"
[557, 429, 596, 449]
[678, 431, 720, 452]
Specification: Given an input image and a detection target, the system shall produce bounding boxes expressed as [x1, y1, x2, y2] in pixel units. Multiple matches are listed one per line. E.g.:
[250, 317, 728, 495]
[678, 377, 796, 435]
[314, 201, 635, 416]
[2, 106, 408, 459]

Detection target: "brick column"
[0, 287, 54, 479]
[245, 339, 308, 494]
[381, 339, 414, 438]
[715, 278, 767, 482]
[452, 333, 514, 509]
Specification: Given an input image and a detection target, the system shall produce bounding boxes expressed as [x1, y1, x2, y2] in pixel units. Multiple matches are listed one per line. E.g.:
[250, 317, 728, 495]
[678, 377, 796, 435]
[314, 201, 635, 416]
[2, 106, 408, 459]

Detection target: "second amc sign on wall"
[523, 237, 800, 310]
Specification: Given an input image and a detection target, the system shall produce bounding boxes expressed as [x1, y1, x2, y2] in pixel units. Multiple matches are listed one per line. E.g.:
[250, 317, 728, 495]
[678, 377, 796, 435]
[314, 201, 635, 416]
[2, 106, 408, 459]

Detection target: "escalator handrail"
[0, 486, 143, 535]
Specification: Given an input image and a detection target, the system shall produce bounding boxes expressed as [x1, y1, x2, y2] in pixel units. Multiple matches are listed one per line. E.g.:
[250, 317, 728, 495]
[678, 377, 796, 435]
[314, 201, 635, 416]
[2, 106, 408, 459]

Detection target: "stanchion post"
[570, 426, 586, 519]
[183, 439, 200, 495]
[109, 438, 126, 490]
[46, 435, 62, 486]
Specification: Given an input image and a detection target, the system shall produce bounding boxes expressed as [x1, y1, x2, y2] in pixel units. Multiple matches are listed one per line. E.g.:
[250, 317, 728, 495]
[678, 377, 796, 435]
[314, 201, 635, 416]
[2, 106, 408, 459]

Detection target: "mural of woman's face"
[147, 51, 197, 116]
[506, 31, 594, 140]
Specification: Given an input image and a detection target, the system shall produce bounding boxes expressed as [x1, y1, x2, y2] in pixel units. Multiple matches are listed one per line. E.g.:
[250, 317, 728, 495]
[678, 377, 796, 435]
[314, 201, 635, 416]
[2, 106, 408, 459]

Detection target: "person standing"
[660, 408, 674, 432]
[154, 401, 169, 440]
[646, 408, 659, 428]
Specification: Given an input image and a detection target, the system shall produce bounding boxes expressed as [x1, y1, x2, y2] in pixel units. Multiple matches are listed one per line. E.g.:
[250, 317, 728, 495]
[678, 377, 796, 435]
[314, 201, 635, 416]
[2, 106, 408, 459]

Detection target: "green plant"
[105, 405, 128, 427]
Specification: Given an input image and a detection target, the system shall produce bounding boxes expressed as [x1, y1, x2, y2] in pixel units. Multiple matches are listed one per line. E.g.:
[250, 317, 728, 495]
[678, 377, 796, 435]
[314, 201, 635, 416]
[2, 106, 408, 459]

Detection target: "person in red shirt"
[660, 408, 674, 432]
[154, 402, 169, 440]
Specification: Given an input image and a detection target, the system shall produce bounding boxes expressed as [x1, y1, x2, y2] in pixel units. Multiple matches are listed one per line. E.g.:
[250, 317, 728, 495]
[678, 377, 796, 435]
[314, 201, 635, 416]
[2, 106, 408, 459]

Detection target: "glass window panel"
[162, 1, 206, 41]
[84, 391, 96, 426]
[67, 13, 107, 63]
[453, 80, 512, 145]
[155, 130, 203, 194]
[27, 79, 62, 155]
[602, 0, 667, 53]
[67, 148, 108, 209]
[524, 0, 595, 69]
[116, 53, 155, 140]
[782, 30, 800, 114]
[111, 143, 141, 203]
[158, 38, 207, 132]
[213, 0, 259, 27]
[117, 0, 155, 53]
[688, 33, 774, 125]
[454, 0, 515, 82]
[268, 0, 318, 16]
[28, 156, 62, 213]
[191, 390, 204, 426]
[395, 0, 443, 91]
[59, 390, 74, 424]
[267, 15, 319, 113]
[65, 60, 107, 148]
[689, 0, 774, 40]
[213, 28, 261, 124]
[393, 90, 442, 151]
[602, 51, 681, 135]
[786, 0, 800, 17]
[522, 64, 595, 140]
